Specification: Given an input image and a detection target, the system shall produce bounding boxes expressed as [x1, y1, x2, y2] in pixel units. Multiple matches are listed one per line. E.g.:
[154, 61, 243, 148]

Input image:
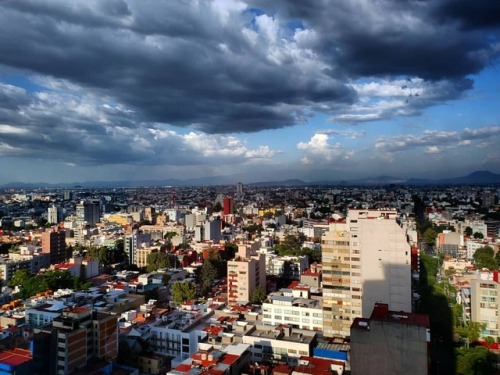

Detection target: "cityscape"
[1, 1, 500, 375]
[0, 182, 498, 374]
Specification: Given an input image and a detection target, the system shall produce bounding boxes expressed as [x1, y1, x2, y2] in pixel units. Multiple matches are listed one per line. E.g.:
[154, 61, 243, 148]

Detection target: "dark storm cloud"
[0, 0, 498, 136]
[261, 0, 500, 80]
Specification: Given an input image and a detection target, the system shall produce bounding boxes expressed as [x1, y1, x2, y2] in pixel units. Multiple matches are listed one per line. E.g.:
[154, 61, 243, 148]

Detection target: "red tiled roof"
[0, 348, 32, 367]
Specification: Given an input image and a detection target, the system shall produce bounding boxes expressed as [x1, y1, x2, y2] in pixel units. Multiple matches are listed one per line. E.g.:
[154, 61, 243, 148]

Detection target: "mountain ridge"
[1, 170, 500, 189]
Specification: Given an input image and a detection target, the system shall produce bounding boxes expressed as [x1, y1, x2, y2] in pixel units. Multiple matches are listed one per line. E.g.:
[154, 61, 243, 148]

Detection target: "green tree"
[464, 226, 473, 237]
[473, 246, 497, 270]
[146, 252, 171, 272]
[473, 232, 484, 239]
[423, 228, 438, 246]
[456, 322, 486, 348]
[224, 242, 238, 260]
[8, 269, 31, 287]
[200, 260, 217, 295]
[456, 346, 492, 375]
[213, 202, 222, 212]
[171, 281, 196, 304]
[250, 287, 267, 304]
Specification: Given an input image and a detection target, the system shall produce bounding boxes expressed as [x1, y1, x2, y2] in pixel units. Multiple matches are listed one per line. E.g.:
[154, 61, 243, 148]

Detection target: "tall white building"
[47, 204, 64, 224]
[322, 209, 412, 338]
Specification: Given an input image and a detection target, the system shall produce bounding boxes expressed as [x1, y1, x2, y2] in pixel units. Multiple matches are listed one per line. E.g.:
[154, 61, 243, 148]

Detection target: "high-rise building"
[227, 241, 266, 306]
[223, 196, 234, 216]
[41, 226, 68, 265]
[321, 209, 412, 338]
[75, 200, 100, 226]
[47, 204, 63, 224]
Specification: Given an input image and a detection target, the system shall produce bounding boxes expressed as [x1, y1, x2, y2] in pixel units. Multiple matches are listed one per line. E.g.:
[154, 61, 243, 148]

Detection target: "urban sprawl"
[0, 183, 499, 375]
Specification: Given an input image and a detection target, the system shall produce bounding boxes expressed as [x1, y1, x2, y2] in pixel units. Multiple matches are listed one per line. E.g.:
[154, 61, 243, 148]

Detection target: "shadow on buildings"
[418, 257, 455, 375]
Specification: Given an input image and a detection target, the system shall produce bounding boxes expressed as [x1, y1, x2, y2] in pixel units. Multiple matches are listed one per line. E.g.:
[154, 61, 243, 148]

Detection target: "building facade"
[321, 209, 412, 338]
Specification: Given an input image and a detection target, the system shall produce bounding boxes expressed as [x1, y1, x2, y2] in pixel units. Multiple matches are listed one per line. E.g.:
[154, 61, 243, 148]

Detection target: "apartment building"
[227, 241, 266, 306]
[470, 271, 500, 337]
[242, 324, 317, 366]
[149, 309, 211, 367]
[262, 284, 322, 331]
[42, 226, 68, 265]
[322, 209, 412, 338]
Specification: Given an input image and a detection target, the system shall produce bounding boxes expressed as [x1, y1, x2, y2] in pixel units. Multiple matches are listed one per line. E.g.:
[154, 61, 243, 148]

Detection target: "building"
[149, 309, 210, 367]
[223, 196, 234, 216]
[350, 303, 430, 375]
[242, 324, 317, 366]
[75, 200, 100, 226]
[32, 310, 118, 375]
[0, 348, 33, 375]
[470, 271, 500, 338]
[124, 231, 152, 266]
[194, 219, 222, 243]
[266, 254, 309, 280]
[262, 284, 322, 331]
[227, 242, 266, 306]
[321, 209, 412, 338]
[168, 344, 251, 375]
[42, 226, 68, 265]
[47, 205, 64, 224]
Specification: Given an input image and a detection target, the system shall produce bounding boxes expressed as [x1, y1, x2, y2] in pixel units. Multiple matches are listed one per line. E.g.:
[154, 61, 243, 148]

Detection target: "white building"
[242, 324, 317, 366]
[262, 286, 322, 331]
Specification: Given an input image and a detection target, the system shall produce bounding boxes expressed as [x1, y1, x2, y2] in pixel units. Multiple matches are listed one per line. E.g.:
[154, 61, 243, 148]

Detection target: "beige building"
[322, 209, 412, 338]
[227, 241, 266, 306]
[470, 271, 500, 338]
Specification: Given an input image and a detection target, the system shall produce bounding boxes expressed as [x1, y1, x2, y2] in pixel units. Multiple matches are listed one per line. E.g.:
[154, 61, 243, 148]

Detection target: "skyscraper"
[321, 209, 412, 338]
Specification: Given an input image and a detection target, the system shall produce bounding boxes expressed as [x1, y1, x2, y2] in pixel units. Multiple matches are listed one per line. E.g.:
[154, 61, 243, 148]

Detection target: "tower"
[321, 209, 412, 338]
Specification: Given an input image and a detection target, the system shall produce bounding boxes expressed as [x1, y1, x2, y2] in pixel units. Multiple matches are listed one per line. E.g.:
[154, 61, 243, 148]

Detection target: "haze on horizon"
[0, 0, 499, 185]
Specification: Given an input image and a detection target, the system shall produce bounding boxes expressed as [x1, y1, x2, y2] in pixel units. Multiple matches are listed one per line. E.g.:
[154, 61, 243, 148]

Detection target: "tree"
[172, 281, 196, 304]
[8, 269, 31, 287]
[213, 202, 222, 212]
[250, 287, 267, 304]
[473, 246, 497, 270]
[456, 322, 486, 348]
[224, 242, 238, 260]
[146, 252, 171, 272]
[464, 226, 473, 237]
[423, 228, 437, 246]
[473, 232, 484, 239]
[200, 260, 217, 295]
[456, 346, 492, 375]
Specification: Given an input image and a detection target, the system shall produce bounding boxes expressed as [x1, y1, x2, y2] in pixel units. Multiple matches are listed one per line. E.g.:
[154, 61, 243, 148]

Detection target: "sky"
[0, 0, 499, 184]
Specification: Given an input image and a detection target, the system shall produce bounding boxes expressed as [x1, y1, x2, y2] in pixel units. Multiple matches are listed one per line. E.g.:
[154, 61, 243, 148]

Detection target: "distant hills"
[2, 170, 500, 189]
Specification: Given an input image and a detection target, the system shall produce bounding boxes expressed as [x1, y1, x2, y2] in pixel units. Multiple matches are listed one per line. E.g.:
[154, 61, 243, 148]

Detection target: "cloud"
[375, 125, 500, 152]
[0, 82, 278, 168]
[0, 0, 498, 136]
[297, 133, 354, 165]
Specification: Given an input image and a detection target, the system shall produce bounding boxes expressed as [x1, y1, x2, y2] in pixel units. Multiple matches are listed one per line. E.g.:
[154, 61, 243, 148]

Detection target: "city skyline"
[0, 1, 499, 184]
